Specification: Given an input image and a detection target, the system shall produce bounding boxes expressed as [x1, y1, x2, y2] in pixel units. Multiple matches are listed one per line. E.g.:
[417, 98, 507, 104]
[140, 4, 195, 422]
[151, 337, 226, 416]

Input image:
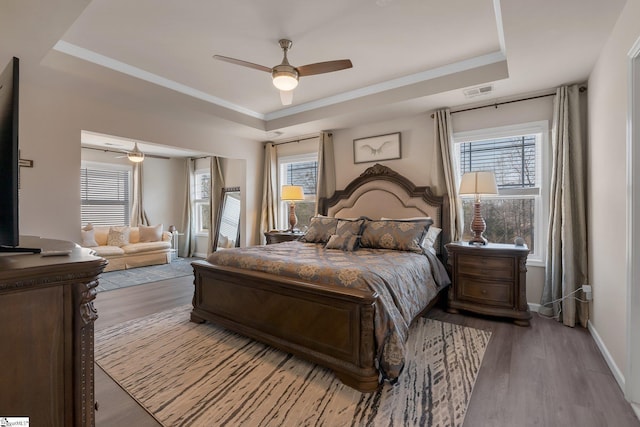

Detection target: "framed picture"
[353, 132, 401, 164]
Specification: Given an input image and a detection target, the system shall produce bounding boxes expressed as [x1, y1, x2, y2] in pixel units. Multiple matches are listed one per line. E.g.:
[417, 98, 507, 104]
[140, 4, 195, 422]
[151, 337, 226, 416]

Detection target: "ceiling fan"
[214, 39, 353, 105]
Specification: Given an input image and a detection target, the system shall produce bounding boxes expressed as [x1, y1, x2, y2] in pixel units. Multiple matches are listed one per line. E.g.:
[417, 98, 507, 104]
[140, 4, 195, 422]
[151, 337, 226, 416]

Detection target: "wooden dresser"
[0, 237, 107, 426]
[264, 230, 304, 244]
[445, 242, 531, 326]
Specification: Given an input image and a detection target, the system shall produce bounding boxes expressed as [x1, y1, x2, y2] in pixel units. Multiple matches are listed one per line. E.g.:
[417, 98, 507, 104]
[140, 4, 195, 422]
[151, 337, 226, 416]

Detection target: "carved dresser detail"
[0, 237, 107, 426]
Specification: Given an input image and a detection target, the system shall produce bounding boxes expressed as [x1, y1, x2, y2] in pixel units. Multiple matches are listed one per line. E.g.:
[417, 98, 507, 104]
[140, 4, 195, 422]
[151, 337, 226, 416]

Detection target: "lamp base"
[287, 202, 298, 232]
[468, 236, 488, 245]
[469, 200, 489, 245]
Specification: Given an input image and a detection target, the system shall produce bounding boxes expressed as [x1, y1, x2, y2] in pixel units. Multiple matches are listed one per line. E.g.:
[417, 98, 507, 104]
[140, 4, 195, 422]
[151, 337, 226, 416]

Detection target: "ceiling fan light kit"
[127, 142, 145, 163]
[214, 38, 352, 105]
[272, 67, 298, 90]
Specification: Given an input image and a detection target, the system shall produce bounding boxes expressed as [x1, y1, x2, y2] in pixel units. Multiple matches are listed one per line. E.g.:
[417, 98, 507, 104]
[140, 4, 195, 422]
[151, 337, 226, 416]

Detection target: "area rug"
[96, 257, 200, 292]
[95, 305, 491, 427]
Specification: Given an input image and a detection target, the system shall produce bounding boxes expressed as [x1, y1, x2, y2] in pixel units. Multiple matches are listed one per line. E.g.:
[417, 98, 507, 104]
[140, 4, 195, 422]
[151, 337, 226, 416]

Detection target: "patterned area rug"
[96, 258, 200, 292]
[95, 305, 491, 427]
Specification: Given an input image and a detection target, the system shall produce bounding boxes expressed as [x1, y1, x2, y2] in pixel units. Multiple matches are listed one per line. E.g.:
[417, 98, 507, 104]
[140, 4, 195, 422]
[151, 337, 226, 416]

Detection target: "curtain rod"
[267, 134, 330, 147]
[430, 86, 586, 118]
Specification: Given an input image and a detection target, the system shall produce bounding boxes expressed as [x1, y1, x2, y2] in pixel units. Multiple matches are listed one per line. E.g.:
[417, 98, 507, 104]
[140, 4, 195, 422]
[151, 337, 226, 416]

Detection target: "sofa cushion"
[139, 224, 163, 242]
[107, 226, 130, 247]
[121, 241, 171, 254]
[91, 245, 125, 257]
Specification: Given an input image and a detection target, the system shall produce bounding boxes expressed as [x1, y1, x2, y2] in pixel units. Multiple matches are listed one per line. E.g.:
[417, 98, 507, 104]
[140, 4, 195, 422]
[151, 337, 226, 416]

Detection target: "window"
[454, 121, 548, 263]
[193, 169, 211, 235]
[278, 153, 318, 230]
[80, 163, 131, 226]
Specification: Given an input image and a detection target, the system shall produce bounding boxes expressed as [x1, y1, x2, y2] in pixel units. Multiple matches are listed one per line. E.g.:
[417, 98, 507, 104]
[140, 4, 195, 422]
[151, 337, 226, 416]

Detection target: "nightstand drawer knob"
[481, 289, 487, 295]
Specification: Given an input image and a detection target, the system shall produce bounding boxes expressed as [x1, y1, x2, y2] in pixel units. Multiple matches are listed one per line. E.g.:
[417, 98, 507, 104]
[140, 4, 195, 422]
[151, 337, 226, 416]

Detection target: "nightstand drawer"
[457, 255, 513, 280]
[458, 277, 513, 307]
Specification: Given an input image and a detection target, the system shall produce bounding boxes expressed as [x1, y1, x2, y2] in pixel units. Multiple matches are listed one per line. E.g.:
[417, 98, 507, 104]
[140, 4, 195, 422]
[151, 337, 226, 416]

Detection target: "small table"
[264, 230, 304, 245]
[170, 232, 184, 260]
[446, 242, 531, 326]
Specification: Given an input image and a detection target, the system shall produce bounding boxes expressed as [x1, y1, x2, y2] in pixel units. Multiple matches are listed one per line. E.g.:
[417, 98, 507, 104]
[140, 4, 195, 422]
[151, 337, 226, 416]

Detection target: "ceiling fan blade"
[297, 59, 353, 77]
[213, 55, 272, 73]
[280, 90, 294, 106]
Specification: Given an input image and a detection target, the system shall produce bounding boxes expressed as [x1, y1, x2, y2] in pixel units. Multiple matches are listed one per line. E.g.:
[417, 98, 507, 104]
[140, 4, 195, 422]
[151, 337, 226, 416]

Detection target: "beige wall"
[588, 0, 640, 378]
[15, 69, 263, 248]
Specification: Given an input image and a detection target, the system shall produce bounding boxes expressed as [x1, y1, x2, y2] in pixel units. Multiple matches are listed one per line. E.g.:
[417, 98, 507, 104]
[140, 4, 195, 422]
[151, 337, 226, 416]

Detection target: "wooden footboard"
[190, 260, 381, 392]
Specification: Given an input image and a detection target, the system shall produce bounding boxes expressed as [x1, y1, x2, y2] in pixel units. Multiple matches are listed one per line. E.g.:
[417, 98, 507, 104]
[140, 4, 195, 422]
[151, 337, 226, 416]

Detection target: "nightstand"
[264, 230, 304, 244]
[446, 242, 531, 326]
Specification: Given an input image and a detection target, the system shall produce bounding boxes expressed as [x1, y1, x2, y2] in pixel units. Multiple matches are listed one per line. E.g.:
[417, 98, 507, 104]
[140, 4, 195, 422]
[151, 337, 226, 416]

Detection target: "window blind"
[80, 167, 130, 226]
[459, 135, 537, 189]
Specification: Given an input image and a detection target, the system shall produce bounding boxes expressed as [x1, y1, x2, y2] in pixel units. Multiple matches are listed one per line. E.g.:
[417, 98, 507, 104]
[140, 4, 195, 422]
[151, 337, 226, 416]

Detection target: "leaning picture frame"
[353, 132, 401, 164]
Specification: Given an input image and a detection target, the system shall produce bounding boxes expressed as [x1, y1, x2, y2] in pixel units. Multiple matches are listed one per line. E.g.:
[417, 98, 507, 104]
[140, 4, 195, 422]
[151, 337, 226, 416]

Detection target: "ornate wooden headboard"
[318, 163, 450, 259]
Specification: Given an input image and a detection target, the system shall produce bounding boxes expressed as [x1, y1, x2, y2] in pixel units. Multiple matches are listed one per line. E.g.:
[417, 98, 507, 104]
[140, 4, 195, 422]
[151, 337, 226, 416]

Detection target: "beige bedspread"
[207, 241, 450, 382]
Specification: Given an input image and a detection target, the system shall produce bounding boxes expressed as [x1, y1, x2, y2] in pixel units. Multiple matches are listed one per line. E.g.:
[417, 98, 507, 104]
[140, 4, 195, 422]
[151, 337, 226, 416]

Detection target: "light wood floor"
[94, 276, 640, 427]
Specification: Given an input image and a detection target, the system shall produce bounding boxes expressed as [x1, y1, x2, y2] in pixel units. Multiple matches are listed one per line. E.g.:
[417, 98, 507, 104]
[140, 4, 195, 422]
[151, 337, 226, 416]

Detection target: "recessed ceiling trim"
[265, 51, 507, 121]
[53, 40, 265, 120]
[53, 41, 505, 125]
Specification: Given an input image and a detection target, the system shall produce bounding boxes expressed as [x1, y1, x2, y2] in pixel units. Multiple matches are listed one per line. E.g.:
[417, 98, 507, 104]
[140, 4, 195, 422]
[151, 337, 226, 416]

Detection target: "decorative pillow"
[422, 226, 442, 254]
[107, 226, 130, 247]
[360, 219, 431, 253]
[301, 217, 338, 243]
[81, 228, 98, 247]
[139, 224, 163, 242]
[325, 233, 360, 251]
[335, 219, 365, 238]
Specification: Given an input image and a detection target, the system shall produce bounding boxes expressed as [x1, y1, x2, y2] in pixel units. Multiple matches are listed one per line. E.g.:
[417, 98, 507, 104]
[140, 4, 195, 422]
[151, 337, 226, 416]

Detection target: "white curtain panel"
[432, 108, 463, 241]
[315, 131, 336, 215]
[179, 158, 195, 258]
[130, 162, 150, 227]
[207, 156, 224, 255]
[260, 143, 278, 242]
[540, 85, 588, 327]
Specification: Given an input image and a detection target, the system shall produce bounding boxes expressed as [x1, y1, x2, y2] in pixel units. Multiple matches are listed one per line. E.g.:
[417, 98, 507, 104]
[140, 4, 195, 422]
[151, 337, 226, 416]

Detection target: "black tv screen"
[0, 57, 19, 248]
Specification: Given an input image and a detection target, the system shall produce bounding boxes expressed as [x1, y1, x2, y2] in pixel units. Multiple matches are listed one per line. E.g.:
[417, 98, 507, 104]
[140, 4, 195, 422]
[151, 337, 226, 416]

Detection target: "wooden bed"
[190, 164, 450, 392]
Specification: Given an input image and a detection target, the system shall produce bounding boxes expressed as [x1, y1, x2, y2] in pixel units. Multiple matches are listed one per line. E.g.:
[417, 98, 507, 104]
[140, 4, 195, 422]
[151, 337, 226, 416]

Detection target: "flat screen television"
[0, 57, 20, 249]
[0, 57, 39, 253]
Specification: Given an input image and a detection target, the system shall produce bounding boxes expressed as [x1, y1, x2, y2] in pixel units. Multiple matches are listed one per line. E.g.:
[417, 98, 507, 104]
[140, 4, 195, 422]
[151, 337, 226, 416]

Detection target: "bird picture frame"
[353, 132, 401, 164]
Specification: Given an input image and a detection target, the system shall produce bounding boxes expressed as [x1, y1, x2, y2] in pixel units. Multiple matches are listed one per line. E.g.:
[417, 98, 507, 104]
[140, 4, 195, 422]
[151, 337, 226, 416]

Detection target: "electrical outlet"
[582, 285, 592, 301]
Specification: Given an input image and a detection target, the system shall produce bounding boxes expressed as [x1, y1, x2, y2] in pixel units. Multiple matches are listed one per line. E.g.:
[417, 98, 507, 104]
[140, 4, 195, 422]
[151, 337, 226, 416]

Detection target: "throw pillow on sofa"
[107, 226, 130, 247]
[139, 224, 163, 242]
[81, 227, 98, 247]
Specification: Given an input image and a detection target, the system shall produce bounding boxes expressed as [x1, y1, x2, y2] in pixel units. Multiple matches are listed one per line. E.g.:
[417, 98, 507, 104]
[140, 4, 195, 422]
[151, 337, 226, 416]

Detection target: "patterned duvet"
[206, 241, 450, 382]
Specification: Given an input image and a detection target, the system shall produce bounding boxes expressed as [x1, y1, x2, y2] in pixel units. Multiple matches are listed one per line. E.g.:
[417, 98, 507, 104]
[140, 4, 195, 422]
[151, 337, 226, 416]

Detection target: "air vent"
[463, 85, 493, 99]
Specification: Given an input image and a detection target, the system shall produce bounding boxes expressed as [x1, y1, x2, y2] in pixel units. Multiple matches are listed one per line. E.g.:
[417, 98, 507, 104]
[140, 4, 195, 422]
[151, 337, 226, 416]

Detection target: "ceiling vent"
[463, 85, 493, 99]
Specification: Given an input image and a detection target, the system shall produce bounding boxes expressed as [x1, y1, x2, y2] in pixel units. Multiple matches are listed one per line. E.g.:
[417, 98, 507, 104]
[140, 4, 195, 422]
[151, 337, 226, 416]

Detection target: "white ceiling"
[4, 0, 628, 154]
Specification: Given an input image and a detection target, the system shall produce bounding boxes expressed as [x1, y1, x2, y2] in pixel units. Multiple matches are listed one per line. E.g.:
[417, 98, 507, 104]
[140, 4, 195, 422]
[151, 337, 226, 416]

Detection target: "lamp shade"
[281, 185, 305, 201]
[459, 171, 498, 195]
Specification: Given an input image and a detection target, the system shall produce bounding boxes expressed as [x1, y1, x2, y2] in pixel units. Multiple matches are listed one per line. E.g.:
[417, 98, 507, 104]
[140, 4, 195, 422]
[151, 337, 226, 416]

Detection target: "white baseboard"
[528, 302, 541, 312]
[193, 252, 207, 258]
[587, 320, 626, 392]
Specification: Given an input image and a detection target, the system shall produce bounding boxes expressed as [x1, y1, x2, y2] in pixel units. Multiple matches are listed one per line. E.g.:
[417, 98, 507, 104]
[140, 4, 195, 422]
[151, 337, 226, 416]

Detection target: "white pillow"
[422, 226, 442, 254]
[81, 228, 98, 247]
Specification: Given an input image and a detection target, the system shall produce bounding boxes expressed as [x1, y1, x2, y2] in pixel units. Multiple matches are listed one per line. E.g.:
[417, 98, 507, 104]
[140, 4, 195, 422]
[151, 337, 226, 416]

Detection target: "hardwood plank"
[94, 276, 640, 427]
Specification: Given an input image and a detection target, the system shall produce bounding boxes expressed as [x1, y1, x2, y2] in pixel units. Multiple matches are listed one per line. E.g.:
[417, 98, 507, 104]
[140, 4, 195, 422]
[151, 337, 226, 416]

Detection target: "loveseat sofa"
[80, 224, 172, 272]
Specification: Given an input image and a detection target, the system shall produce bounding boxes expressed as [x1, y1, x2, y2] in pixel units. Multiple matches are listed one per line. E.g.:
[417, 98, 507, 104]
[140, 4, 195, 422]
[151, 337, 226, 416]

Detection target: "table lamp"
[459, 171, 498, 245]
[281, 185, 305, 232]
